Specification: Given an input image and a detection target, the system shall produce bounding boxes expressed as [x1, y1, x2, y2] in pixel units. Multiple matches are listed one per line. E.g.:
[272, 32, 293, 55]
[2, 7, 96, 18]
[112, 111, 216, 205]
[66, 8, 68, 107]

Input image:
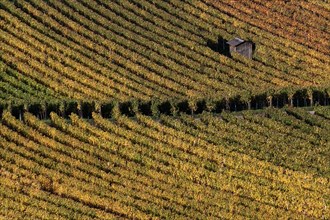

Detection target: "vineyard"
[1, 108, 330, 219]
[1, 0, 330, 219]
[0, 0, 330, 105]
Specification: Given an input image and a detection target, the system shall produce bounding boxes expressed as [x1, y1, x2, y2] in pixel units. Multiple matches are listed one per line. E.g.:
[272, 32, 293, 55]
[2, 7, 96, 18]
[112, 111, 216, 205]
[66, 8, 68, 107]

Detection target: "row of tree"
[1, 87, 329, 120]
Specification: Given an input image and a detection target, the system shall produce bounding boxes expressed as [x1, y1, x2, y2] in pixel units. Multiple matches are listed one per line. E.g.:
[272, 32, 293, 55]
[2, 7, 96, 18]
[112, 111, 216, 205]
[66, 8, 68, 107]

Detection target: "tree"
[306, 88, 313, 107]
[111, 100, 121, 119]
[239, 92, 252, 110]
[188, 99, 198, 115]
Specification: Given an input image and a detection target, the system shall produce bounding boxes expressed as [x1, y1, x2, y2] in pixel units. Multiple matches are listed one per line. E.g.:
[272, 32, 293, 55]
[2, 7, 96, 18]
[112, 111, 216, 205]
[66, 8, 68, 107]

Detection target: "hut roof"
[226, 38, 245, 47]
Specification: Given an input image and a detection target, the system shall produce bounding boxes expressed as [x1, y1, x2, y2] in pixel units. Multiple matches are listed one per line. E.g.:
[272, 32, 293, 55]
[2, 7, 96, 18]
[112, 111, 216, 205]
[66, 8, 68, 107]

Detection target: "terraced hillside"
[1, 0, 330, 219]
[0, 0, 329, 104]
[1, 107, 330, 219]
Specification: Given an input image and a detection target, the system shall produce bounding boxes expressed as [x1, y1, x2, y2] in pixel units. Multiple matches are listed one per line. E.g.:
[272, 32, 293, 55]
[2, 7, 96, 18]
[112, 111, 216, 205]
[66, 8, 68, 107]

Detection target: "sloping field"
[0, 107, 330, 219]
[0, 0, 329, 103]
[1, 0, 330, 219]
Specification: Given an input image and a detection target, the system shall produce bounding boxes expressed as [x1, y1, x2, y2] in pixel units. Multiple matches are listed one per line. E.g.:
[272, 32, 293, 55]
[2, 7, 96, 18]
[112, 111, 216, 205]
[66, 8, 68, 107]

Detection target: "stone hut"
[226, 38, 253, 59]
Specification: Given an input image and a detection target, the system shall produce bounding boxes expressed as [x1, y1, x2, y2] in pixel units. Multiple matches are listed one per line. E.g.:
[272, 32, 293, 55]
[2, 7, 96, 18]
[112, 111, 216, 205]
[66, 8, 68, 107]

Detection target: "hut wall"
[236, 42, 253, 59]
